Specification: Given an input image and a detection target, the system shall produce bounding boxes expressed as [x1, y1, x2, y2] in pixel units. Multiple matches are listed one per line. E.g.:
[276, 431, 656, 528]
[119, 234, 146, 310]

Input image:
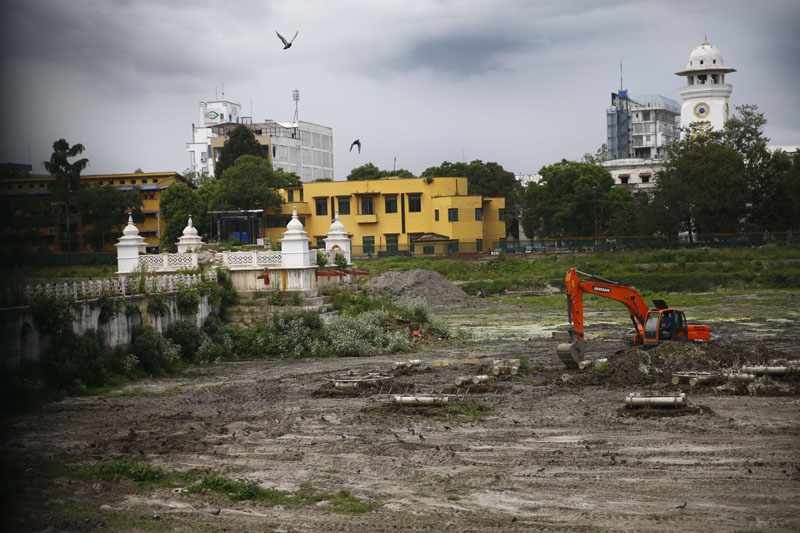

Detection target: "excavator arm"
[565, 268, 650, 341]
[558, 268, 651, 368]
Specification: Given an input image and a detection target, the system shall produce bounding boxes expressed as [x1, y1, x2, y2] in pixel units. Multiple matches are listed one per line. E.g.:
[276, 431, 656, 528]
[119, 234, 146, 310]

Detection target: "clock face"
[693, 102, 710, 119]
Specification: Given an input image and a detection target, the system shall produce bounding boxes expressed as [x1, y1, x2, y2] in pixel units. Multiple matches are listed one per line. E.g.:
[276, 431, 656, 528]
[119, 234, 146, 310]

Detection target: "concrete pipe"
[625, 393, 686, 408]
[334, 381, 359, 389]
[723, 372, 756, 382]
[741, 366, 795, 375]
[688, 375, 720, 387]
[578, 358, 608, 370]
[393, 395, 448, 405]
[471, 375, 489, 385]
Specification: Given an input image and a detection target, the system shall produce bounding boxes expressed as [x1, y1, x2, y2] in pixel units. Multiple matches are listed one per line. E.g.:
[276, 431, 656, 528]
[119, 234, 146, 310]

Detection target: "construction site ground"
[2, 289, 800, 532]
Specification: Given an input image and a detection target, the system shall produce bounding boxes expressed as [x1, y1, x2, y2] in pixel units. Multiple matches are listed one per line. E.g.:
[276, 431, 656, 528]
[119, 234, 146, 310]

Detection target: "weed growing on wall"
[176, 285, 200, 315]
[146, 292, 168, 317]
[95, 292, 125, 322]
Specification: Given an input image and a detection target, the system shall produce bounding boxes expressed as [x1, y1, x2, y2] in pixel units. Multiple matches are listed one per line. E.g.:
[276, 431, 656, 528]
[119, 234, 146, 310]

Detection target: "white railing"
[21, 271, 217, 303]
[222, 250, 282, 269]
[256, 251, 283, 266]
[138, 253, 199, 272]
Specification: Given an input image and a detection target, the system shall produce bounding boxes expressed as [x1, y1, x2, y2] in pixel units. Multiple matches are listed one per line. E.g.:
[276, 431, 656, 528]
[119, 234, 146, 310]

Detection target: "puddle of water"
[468, 324, 559, 340]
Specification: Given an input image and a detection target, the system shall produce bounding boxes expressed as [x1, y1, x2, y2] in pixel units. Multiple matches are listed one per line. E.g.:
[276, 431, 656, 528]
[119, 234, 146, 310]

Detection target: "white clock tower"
[675, 36, 736, 134]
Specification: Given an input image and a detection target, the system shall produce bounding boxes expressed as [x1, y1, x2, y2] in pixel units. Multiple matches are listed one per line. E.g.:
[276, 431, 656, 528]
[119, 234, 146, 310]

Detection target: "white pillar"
[176, 215, 204, 253]
[280, 207, 312, 268]
[324, 211, 352, 265]
[115, 215, 147, 274]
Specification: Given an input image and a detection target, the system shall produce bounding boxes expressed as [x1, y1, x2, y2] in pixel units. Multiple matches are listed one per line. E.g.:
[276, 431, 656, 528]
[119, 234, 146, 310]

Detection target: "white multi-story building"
[186, 100, 334, 182]
[675, 35, 736, 133]
[607, 92, 680, 161]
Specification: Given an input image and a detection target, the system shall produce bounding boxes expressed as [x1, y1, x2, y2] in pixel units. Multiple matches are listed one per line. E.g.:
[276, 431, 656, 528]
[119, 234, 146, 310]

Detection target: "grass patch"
[46, 460, 379, 515]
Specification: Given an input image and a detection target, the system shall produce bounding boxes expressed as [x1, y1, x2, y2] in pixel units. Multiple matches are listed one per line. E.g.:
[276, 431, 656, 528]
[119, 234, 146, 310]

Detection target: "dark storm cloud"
[388, 32, 544, 77]
[0, 0, 260, 95]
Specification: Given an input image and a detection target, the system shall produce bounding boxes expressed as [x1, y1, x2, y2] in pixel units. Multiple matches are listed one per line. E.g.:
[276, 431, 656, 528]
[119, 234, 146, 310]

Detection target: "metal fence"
[348, 232, 798, 259]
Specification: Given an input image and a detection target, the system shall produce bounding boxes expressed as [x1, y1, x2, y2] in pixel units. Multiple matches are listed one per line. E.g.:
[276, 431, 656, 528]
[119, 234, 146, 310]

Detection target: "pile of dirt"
[565, 339, 798, 391]
[364, 269, 473, 309]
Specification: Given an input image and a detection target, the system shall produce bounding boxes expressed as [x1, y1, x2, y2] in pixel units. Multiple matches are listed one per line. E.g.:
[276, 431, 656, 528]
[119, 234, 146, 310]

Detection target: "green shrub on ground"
[131, 326, 180, 374]
[165, 321, 203, 360]
[272, 309, 329, 357]
[327, 310, 410, 357]
[40, 329, 106, 391]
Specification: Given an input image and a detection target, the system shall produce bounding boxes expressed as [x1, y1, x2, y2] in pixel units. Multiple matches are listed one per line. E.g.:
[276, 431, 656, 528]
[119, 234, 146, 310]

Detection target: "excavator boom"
[565, 268, 650, 341]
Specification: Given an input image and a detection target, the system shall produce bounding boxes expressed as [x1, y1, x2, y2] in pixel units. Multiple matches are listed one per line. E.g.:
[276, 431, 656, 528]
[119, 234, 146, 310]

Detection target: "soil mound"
[566, 339, 798, 391]
[364, 269, 473, 309]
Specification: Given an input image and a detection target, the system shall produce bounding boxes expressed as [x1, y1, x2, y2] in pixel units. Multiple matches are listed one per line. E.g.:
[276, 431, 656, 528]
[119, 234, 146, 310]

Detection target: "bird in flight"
[350, 139, 361, 153]
[276, 30, 299, 49]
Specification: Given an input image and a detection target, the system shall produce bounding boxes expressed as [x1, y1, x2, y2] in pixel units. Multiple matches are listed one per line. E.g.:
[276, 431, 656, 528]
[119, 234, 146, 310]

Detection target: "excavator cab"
[643, 309, 691, 346]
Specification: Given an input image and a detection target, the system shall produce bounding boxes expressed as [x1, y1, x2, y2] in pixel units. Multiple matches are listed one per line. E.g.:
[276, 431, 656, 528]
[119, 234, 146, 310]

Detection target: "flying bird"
[349, 139, 361, 153]
[276, 30, 299, 49]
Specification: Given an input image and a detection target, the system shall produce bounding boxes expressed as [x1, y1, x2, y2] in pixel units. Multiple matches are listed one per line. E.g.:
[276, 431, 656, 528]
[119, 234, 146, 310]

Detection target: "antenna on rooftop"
[292, 89, 300, 125]
[620, 61, 623, 92]
[221, 82, 225, 99]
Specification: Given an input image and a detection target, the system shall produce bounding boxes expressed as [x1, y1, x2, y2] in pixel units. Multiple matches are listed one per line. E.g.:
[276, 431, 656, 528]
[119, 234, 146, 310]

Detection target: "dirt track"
[2, 298, 800, 532]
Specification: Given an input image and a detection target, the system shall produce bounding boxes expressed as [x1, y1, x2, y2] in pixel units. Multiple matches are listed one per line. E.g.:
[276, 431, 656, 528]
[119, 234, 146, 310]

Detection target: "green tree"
[159, 183, 195, 251]
[214, 125, 266, 177]
[654, 133, 747, 237]
[581, 143, 608, 164]
[722, 104, 794, 231]
[76, 186, 143, 251]
[519, 160, 631, 239]
[182, 168, 212, 188]
[44, 138, 89, 250]
[0, 195, 54, 250]
[346, 162, 415, 180]
[209, 155, 299, 212]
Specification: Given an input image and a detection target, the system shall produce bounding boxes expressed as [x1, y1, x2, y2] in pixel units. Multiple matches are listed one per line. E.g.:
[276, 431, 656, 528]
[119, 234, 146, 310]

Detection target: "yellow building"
[0, 171, 189, 251]
[265, 176, 506, 255]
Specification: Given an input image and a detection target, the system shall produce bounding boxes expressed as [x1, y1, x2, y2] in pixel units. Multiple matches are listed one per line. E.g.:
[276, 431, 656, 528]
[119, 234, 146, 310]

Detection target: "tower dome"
[685, 36, 725, 70]
[675, 36, 736, 133]
[676, 35, 736, 76]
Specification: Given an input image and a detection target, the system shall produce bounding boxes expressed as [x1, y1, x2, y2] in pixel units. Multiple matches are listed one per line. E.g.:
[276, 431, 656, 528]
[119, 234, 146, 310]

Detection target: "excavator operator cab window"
[644, 313, 660, 341]
[659, 311, 674, 340]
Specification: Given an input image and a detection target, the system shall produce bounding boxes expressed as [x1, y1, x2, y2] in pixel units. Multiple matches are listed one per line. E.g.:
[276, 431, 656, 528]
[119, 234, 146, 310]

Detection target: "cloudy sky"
[1, 0, 798, 179]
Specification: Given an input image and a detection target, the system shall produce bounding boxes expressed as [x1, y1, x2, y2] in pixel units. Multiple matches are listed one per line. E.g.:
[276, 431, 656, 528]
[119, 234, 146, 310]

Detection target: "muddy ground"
[2, 293, 800, 532]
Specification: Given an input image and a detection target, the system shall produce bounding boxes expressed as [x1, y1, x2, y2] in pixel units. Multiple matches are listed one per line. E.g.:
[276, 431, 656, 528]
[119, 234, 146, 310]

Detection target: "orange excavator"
[556, 268, 710, 368]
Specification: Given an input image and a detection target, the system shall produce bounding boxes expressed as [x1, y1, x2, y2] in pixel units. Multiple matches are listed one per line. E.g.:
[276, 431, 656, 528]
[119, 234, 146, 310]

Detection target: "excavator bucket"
[556, 341, 585, 369]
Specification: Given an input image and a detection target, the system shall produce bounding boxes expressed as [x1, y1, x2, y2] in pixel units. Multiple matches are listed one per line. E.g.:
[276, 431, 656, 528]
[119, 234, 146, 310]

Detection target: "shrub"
[334, 252, 348, 271]
[270, 290, 283, 306]
[272, 309, 328, 357]
[31, 295, 75, 339]
[132, 326, 180, 373]
[165, 321, 203, 360]
[327, 310, 411, 357]
[316, 249, 328, 268]
[40, 329, 106, 391]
